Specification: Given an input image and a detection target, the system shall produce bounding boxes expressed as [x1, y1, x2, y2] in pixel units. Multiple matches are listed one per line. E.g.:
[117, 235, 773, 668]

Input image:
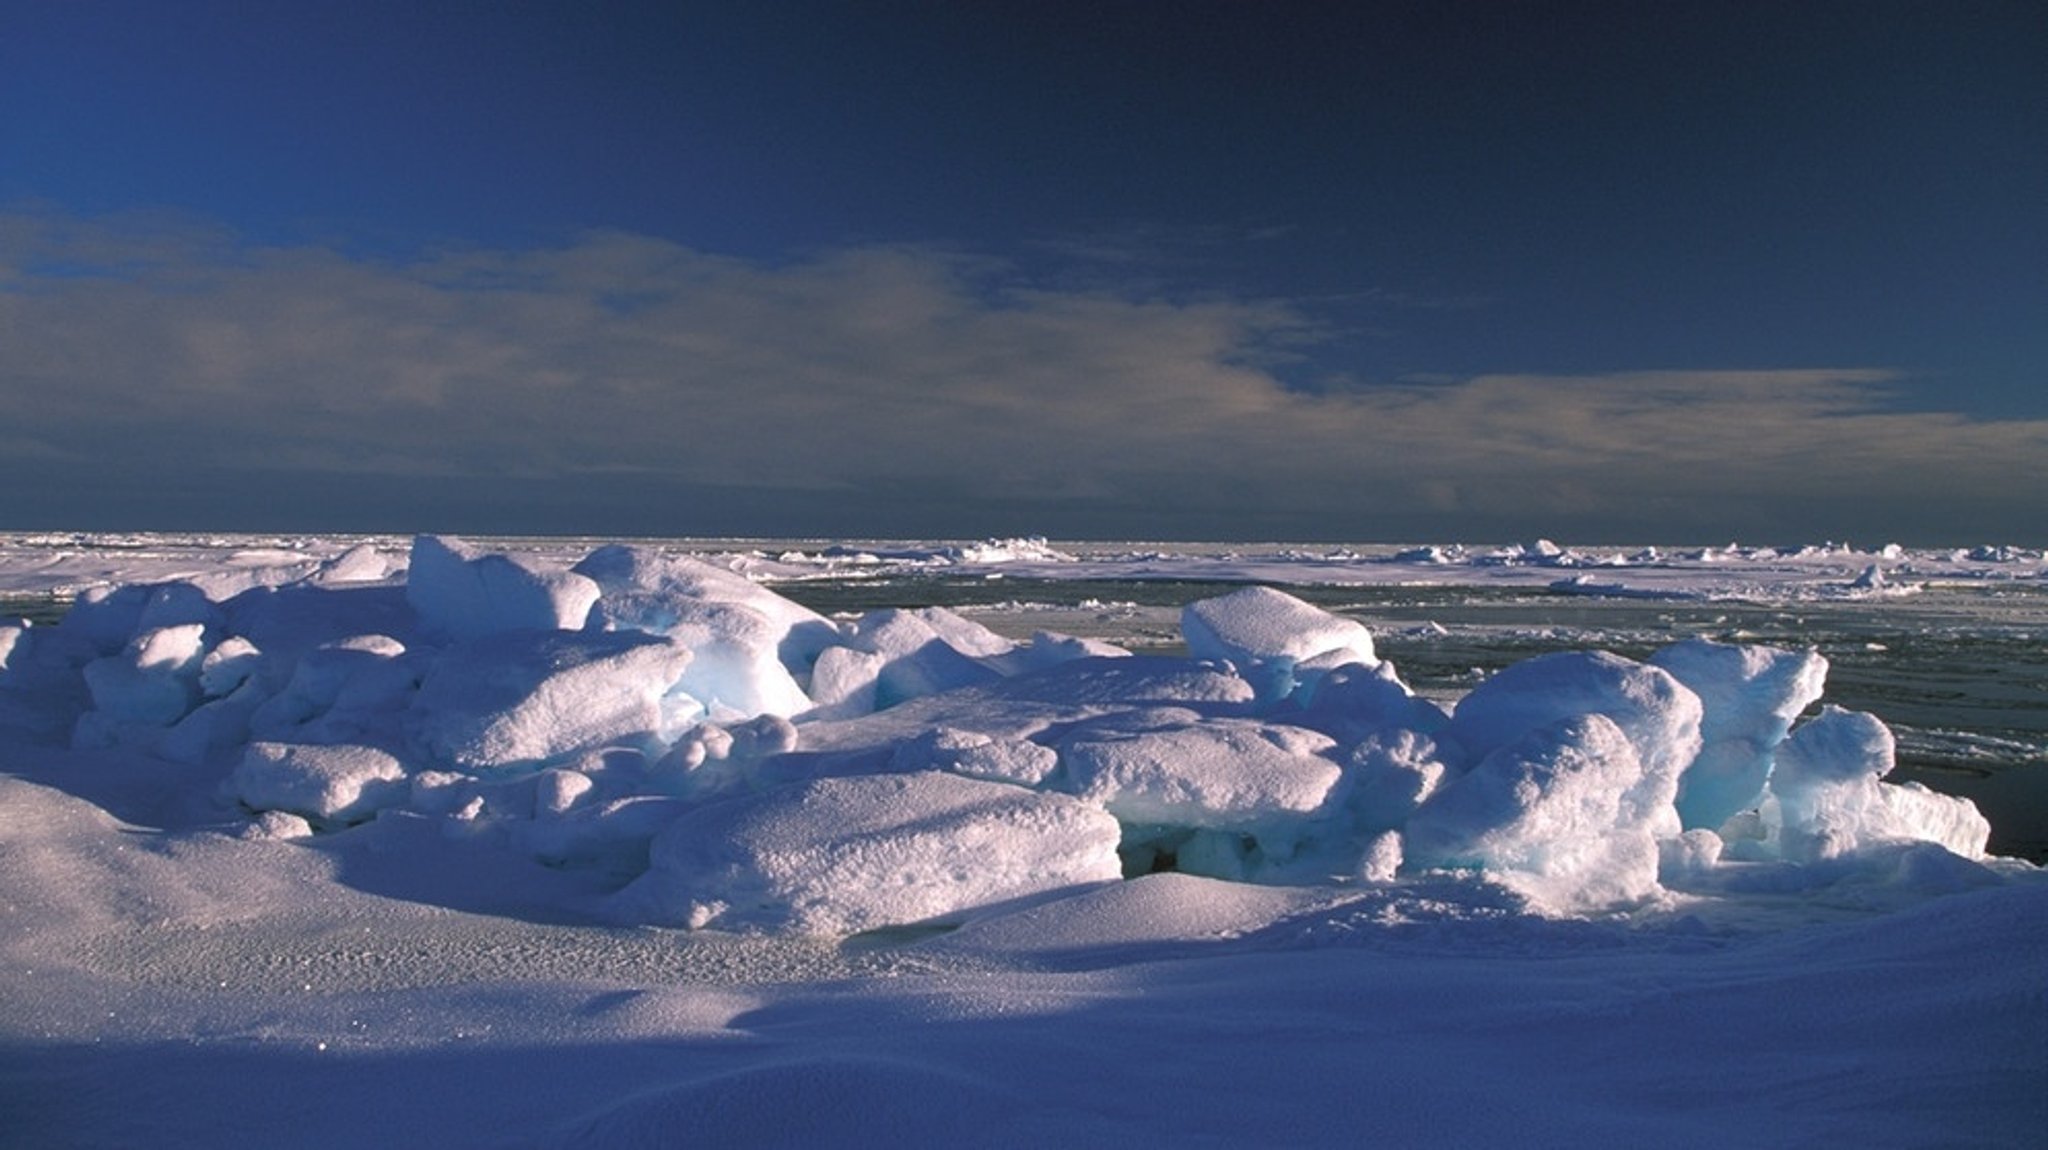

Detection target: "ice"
[888, 727, 1061, 787]
[1649, 637, 1828, 830]
[0, 622, 25, 673]
[1058, 715, 1344, 876]
[14, 536, 2017, 922]
[1443, 650, 1702, 838]
[404, 534, 601, 640]
[820, 607, 1012, 712]
[196, 635, 263, 697]
[226, 741, 409, 824]
[1343, 729, 1450, 834]
[574, 544, 837, 719]
[1407, 714, 1663, 909]
[1762, 704, 1991, 861]
[79, 622, 208, 729]
[310, 542, 397, 584]
[246, 635, 418, 745]
[615, 771, 1123, 933]
[1181, 585, 1378, 702]
[409, 629, 694, 771]
[1291, 659, 1448, 744]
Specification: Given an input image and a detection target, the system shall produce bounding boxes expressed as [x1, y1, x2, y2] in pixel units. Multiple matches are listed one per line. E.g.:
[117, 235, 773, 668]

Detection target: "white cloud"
[3, 208, 2043, 540]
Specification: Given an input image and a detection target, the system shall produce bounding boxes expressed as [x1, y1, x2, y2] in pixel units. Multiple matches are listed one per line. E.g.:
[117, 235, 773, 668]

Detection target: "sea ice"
[1182, 585, 1378, 702]
[1443, 650, 1702, 838]
[5, 537, 2017, 935]
[1649, 637, 1827, 830]
[1407, 714, 1662, 909]
[226, 740, 409, 825]
[616, 770, 1123, 933]
[406, 534, 601, 640]
[408, 629, 693, 771]
[1762, 704, 1990, 861]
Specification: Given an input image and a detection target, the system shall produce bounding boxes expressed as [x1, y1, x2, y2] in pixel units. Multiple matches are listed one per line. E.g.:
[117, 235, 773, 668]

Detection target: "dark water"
[0, 595, 69, 627]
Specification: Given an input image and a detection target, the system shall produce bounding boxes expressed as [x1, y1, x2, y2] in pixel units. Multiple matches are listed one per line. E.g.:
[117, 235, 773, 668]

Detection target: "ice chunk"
[1181, 586, 1377, 702]
[238, 809, 314, 840]
[1058, 717, 1343, 831]
[227, 741, 408, 824]
[624, 596, 809, 721]
[311, 542, 396, 584]
[1649, 638, 1827, 830]
[409, 630, 692, 771]
[57, 584, 154, 654]
[1407, 714, 1663, 909]
[837, 608, 1008, 709]
[617, 772, 1123, 933]
[197, 636, 263, 697]
[1344, 729, 1450, 833]
[983, 655, 1256, 710]
[1880, 782, 1991, 858]
[1292, 660, 1448, 743]
[136, 582, 222, 633]
[405, 535, 600, 640]
[160, 680, 266, 764]
[0, 622, 25, 675]
[1010, 630, 1131, 671]
[576, 545, 838, 717]
[575, 544, 839, 664]
[247, 635, 420, 744]
[1357, 830, 1405, 882]
[79, 623, 209, 729]
[1764, 705, 1989, 860]
[803, 645, 886, 719]
[1444, 650, 1701, 838]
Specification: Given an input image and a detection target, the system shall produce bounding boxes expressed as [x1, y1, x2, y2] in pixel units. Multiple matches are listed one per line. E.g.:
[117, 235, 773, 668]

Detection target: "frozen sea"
[1, 532, 2044, 1147]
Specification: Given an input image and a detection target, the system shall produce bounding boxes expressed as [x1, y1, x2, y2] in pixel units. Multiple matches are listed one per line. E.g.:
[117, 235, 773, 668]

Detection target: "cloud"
[3, 207, 2044, 541]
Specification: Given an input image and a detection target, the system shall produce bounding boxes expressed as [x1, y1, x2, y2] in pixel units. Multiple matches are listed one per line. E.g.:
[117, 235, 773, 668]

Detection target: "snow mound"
[410, 630, 693, 771]
[226, 741, 408, 824]
[405, 534, 600, 640]
[1182, 585, 1378, 702]
[1408, 714, 1662, 910]
[1444, 650, 1702, 839]
[616, 771, 1123, 933]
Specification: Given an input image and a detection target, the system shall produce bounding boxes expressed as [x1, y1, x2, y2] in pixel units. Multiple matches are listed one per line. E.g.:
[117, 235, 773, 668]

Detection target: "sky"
[2, 1, 2044, 545]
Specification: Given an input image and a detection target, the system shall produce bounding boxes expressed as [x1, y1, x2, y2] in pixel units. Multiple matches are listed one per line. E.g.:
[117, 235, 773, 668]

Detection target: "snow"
[1648, 637, 1828, 830]
[405, 534, 601, 640]
[1181, 584, 1379, 703]
[408, 628, 693, 771]
[615, 771, 1123, 933]
[2, 533, 2043, 1147]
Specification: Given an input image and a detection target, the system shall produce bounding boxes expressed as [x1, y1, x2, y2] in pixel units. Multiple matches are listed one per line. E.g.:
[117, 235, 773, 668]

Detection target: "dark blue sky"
[3, 2, 2044, 542]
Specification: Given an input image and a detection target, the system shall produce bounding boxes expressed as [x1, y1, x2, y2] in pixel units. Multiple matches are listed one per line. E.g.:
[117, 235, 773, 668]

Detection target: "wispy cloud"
[3, 208, 2042, 540]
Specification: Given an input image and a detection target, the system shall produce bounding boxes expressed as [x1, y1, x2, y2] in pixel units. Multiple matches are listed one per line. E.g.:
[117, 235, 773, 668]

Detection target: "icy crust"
[0, 536, 2018, 931]
[615, 772, 1123, 934]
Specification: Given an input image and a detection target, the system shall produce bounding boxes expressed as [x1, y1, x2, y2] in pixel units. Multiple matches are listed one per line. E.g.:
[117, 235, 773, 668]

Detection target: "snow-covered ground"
[2, 534, 2043, 1147]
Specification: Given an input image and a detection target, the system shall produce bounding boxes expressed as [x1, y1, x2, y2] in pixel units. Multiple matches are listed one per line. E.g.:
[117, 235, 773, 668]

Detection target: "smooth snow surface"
[2, 533, 2043, 1147]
